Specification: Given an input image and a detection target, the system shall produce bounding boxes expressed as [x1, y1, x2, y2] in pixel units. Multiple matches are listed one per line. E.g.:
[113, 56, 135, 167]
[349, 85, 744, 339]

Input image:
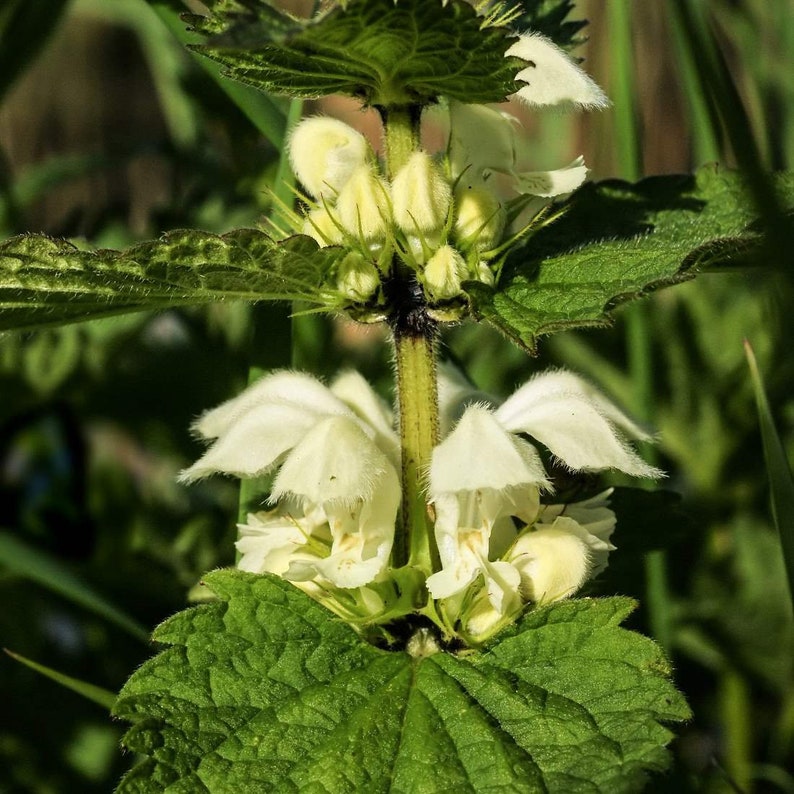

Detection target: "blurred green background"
[0, 0, 792, 791]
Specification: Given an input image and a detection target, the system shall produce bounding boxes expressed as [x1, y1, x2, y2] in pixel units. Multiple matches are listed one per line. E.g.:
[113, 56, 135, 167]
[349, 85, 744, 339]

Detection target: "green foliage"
[114, 570, 689, 793]
[3, 649, 117, 711]
[466, 166, 790, 353]
[746, 341, 794, 613]
[0, 230, 343, 331]
[0, 531, 149, 641]
[510, 0, 587, 49]
[187, 0, 521, 107]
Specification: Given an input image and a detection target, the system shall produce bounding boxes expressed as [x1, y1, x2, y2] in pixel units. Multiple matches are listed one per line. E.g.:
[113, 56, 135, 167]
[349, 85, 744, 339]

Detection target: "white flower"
[506, 490, 616, 604]
[428, 368, 656, 620]
[426, 406, 543, 608]
[506, 33, 610, 111]
[182, 370, 400, 588]
[449, 101, 590, 202]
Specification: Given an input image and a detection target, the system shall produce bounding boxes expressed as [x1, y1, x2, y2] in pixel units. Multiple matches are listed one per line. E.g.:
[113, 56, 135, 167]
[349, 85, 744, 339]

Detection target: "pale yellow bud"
[423, 244, 467, 302]
[288, 117, 369, 199]
[507, 526, 591, 604]
[335, 165, 391, 240]
[391, 151, 452, 235]
[302, 206, 343, 247]
[454, 184, 506, 250]
[336, 252, 381, 302]
[474, 261, 495, 286]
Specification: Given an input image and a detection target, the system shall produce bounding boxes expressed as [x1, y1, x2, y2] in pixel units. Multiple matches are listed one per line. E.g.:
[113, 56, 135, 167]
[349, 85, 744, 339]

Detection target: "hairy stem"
[392, 324, 440, 573]
[381, 103, 439, 574]
[382, 105, 421, 177]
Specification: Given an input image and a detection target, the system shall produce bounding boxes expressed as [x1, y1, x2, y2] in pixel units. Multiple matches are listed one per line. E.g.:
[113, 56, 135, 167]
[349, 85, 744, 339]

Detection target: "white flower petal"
[507, 33, 610, 110]
[448, 101, 519, 180]
[512, 156, 588, 198]
[503, 370, 652, 441]
[481, 558, 521, 614]
[194, 370, 350, 440]
[180, 402, 324, 481]
[272, 415, 393, 505]
[330, 370, 399, 464]
[496, 374, 660, 476]
[335, 164, 392, 240]
[318, 465, 400, 587]
[235, 509, 323, 576]
[437, 361, 498, 437]
[430, 405, 549, 495]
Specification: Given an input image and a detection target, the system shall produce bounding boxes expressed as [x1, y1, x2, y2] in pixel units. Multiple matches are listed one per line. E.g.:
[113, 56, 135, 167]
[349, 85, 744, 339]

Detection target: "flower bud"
[454, 184, 506, 250]
[336, 252, 380, 302]
[302, 206, 343, 247]
[474, 261, 495, 286]
[391, 151, 452, 235]
[335, 164, 391, 240]
[288, 117, 369, 199]
[506, 525, 591, 604]
[423, 244, 467, 302]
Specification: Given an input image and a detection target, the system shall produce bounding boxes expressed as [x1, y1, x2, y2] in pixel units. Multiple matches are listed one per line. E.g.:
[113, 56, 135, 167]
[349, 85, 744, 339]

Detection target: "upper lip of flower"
[180, 369, 400, 484]
[424, 366, 659, 614]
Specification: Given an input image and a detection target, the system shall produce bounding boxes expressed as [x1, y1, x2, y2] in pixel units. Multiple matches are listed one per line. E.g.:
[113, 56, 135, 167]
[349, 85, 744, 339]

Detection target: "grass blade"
[744, 340, 794, 614]
[0, 531, 150, 642]
[3, 648, 116, 710]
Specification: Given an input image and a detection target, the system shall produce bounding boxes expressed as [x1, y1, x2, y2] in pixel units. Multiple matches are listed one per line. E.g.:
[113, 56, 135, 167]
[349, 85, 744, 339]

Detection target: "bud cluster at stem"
[272, 31, 608, 324]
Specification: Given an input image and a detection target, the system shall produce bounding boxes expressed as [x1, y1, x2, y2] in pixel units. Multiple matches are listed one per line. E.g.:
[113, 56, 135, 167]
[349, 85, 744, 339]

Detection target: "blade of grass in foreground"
[3, 648, 116, 710]
[745, 340, 794, 615]
[0, 531, 150, 642]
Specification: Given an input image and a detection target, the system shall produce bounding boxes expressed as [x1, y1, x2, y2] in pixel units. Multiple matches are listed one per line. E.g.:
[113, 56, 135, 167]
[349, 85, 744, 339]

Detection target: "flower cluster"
[277, 32, 608, 322]
[183, 366, 658, 642]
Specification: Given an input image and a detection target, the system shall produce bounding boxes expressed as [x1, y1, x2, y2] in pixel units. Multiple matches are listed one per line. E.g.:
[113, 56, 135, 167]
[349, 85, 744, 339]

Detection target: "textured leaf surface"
[187, 0, 520, 106]
[0, 230, 341, 330]
[114, 570, 689, 793]
[466, 166, 793, 353]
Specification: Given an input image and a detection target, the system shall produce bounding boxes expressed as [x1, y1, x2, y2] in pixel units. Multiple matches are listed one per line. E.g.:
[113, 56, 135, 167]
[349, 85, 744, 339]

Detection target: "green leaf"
[187, 0, 521, 107]
[114, 569, 689, 793]
[466, 166, 794, 354]
[511, 1, 588, 49]
[3, 649, 117, 711]
[0, 230, 342, 331]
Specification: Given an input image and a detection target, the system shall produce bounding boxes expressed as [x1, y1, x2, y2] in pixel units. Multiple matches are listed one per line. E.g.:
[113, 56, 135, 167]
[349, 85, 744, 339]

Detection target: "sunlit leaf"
[0, 230, 342, 331]
[114, 570, 689, 793]
[466, 166, 794, 353]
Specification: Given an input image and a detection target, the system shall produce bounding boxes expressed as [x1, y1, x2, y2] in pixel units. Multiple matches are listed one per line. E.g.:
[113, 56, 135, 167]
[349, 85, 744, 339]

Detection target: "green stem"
[382, 106, 421, 177]
[380, 103, 438, 574]
[392, 328, 440, 573]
